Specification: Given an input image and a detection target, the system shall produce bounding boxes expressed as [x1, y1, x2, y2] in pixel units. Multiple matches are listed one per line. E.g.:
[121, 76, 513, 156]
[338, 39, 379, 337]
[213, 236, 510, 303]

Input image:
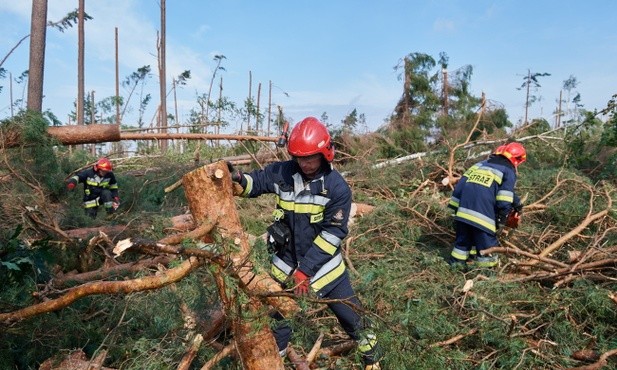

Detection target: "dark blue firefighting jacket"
[448, 155, 520, 235]
[239, 160, 351, 297]
[69, 168, 119, 209]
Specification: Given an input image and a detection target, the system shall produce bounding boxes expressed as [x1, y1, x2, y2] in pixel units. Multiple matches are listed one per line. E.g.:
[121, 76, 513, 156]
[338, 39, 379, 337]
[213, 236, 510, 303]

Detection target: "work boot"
[85, 208, 98, 219]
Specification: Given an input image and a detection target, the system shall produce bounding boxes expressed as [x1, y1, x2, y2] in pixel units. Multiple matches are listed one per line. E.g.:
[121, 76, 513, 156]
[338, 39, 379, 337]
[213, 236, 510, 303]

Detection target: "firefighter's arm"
[66, 176, 79, 191]
[300, 183, 352, 276]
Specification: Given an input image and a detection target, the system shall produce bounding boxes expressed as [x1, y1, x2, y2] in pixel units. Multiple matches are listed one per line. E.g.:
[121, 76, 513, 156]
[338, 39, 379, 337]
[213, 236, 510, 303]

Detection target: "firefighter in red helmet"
[448, 142, 526, 267]
[66, 158, 120, 219]
[228, 117, 381, 369]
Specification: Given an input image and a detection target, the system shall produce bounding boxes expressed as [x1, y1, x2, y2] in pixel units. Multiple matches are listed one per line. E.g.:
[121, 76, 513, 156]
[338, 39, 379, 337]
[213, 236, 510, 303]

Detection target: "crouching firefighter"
[447, 142, 526, 267]
[66, 157, 120, 219]
[228, 116, 381, 369]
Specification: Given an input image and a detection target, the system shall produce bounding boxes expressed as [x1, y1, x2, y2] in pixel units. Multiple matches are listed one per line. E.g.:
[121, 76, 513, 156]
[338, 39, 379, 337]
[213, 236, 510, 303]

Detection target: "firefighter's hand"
[226, 161, 243, 183]
[293, 270, 310, 297]
[112, 196, 120, 210]
[513, 203, 524, 214]
[66, 182, 76, 191]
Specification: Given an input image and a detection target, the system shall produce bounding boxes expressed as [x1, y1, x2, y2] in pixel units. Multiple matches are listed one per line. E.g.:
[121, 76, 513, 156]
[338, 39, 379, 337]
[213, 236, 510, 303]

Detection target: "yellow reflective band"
[496, 194, 514, 202]
[476, 257, 498, 267]
[109, 184, 118, 190]
[457, 212, 496, 233]
[270, 264, 289, 283]
[448, 199, 459, 208]
[241, 175, 253, 197]
[358, 333, 378, 353]
[451, 250, 468, 260]
[83, 199, 99, 208]
[277, 198, 294, 211]
[294, 203, 326, 214]
[275, 199, 326, 215]
[311, 260, 346, 291]
[314, 235, 337, 255]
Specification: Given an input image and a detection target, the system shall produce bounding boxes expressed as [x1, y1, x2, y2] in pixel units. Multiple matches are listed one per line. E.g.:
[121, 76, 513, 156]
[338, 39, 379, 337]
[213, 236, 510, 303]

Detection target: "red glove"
[293, 270, 311, 296]
[505, 210, 520, 228]
[67, 182, 76, 191]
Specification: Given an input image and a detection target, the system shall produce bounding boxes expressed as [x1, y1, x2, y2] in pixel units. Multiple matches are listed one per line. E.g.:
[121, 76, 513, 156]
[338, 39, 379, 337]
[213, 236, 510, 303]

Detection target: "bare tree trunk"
[256, 82, 261, 134]
[157, 0, 168, 151]
[26, 0, 48, 113]
[524, 69, 530, 125]
[77, 0, 85, 126]
[115, 27, 120, 125]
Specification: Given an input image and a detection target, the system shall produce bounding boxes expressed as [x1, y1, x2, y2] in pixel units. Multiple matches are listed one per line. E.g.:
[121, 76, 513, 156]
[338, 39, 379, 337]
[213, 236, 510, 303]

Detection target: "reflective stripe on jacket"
[72, 168, 119, 204]
[241, 160, 351, 297]
[448, 155, 519, 235]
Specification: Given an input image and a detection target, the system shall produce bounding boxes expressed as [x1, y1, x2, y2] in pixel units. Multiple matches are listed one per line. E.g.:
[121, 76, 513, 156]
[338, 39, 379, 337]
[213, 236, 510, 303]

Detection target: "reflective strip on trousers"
[83, 198, 99, 209]
[451, 246, 469, 261]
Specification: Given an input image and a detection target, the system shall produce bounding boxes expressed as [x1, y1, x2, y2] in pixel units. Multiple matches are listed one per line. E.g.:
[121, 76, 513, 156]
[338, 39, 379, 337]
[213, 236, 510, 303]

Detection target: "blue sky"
[0, 1, 615, 133]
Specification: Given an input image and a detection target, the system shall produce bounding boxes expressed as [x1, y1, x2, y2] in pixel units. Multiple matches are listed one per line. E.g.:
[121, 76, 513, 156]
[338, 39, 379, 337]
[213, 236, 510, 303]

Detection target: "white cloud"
[433, 18, 456, 32]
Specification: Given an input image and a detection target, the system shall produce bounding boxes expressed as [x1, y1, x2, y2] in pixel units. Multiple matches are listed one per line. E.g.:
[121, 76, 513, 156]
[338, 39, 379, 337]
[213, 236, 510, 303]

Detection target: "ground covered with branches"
[0, 111, 616, 369]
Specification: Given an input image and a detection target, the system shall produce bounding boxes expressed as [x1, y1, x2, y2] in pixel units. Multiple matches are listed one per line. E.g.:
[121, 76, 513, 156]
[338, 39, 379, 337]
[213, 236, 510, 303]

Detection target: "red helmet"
[287, 117, 334, 162]
[94, 157, 113, 172]
[495, 142, 526, 167]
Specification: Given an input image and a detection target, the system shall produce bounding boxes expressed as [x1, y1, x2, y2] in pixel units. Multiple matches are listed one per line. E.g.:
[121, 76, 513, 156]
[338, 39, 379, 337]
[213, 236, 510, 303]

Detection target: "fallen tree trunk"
[2, 124, 278, 148]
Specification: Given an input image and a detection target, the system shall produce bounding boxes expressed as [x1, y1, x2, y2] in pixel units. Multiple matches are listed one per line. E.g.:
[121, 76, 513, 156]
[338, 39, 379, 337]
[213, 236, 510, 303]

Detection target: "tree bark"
[0, 257, 202, 324]
[26, 0, 47, 113]
[181, 160, 292, 369]
[0, 124, 277, 148]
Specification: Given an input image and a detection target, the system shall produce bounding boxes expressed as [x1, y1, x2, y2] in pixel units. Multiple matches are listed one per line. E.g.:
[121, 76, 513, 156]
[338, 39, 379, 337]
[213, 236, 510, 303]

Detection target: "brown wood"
[47, 124, 121, 145]
[2, 124, 278, 148]
[181, 160, 291, 370]
[0, 257, 203, 324]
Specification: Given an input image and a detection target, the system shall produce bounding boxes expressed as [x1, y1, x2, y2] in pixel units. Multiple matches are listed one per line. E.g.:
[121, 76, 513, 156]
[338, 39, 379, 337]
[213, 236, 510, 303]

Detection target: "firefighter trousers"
[272, 275, 380, 365]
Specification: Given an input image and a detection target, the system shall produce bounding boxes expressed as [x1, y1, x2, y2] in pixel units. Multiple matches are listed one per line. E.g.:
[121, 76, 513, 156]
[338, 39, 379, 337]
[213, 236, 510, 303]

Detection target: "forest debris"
[177, 334, 203, 370]
[0, 257, 203, 324]
[52, 256, 171, 287]
[286, 347, 311, 370]
[39, 349, 115, 370]
[538, 187, 611, 259]
[462, 279, 474, 293]
[572, 349, 600, 362]
[306, 333, 325, 364]
[65, 225, 127, 240]
[567, 348, 617, 370]
[200, 343, 235, 370]
[430, 328, 478, 348]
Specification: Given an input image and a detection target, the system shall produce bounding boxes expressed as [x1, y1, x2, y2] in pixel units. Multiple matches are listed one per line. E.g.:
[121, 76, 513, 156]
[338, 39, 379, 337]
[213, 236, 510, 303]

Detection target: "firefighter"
[66, 158, 120, 219]
[229, 117, 381, 369]
[447, 142, 526, 267]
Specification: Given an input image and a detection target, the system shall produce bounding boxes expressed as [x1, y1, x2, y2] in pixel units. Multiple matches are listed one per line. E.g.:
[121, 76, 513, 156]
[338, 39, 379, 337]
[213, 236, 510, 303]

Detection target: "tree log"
[181, 160, 289, 370]
[181, 161, 298, 316]
[48, 124, 121, 145]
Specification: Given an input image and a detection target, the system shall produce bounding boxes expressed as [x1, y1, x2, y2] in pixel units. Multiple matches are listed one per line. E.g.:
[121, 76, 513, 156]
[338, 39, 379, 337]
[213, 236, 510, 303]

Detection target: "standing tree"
[157, 0, 168, 151]
[77, 0, 85, 126]
[26, 0, 48, 113]
[562, 75, 583, 125]
[518, 69, 551, 125]
[121, 65, 152, 126]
